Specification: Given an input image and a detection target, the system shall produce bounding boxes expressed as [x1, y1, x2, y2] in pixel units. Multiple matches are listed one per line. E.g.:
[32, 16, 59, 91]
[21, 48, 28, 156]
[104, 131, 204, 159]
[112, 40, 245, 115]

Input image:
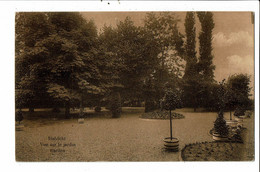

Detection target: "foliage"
[182, 12, 201, 111]
[214, 111, 229, 136]
[230, 129, 243, 143]
[189, 12, 216, 110]
[145, 100, 158, 113]
[143, 78, 158, 112]
[234, 107, 246, 117]
[226, 74, 251, 110]
[213, 81, 229, 136]
[15, 110, 24, 123]
[52, 107, 61, 113]
[215, 80, 227, 112]
[99, 14, 185, 110]
[197, 12, 215, 82]
[184, 12, 197, 65]
[182, 12, 216, 111]
[15, 12, 103, 116]
[162, 89, 182, 111]
[144, 12, 185, 101]
[94, 106, 101, 113]
[107, 92, 122, 118]
[99, 18, 159, 105]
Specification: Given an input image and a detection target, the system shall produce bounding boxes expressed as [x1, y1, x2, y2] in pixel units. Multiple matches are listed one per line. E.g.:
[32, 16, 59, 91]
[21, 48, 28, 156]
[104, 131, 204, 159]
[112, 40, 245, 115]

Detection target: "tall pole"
[170, 109, 172, 140]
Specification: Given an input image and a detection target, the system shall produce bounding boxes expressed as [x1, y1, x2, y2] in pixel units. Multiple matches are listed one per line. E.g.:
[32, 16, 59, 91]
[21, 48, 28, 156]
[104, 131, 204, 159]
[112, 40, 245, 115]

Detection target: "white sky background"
[0, 1, 258, 172]
[82, 12, 255, 93]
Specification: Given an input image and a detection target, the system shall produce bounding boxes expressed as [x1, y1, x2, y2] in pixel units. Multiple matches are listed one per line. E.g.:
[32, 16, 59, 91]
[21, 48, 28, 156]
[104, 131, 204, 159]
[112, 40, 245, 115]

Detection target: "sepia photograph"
[14, 10, 256, 162]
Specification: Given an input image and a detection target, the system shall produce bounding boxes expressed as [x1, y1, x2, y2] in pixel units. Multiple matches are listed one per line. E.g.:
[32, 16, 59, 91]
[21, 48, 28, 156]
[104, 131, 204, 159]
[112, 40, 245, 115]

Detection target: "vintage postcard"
[15, 10, 255, 161]
[2, 0, 260, 172]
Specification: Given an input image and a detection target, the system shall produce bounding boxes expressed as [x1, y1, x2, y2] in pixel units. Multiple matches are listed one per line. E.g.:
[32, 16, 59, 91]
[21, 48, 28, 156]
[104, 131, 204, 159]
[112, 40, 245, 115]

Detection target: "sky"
[81, 12, 254, 92]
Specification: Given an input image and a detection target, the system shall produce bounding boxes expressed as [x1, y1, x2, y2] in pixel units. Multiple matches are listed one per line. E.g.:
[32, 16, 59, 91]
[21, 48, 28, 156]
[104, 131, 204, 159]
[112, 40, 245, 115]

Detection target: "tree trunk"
[137, 98, 141, 107]
[230, 111, 232, 120]
[194, 107, 197, 112]
[110, 91, 122, 118]
[80, 95, 84, 117]
[65, 101, 70, 118]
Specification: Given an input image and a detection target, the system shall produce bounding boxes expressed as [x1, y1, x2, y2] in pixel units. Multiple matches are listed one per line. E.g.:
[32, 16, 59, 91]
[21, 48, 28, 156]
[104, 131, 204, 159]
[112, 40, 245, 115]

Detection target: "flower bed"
[140, 110, 185, 120]
[181, 141, 245, 161]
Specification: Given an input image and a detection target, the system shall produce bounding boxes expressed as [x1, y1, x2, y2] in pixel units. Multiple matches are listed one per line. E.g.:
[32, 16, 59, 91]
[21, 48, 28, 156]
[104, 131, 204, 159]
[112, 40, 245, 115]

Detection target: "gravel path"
[15, 108, 254, 161]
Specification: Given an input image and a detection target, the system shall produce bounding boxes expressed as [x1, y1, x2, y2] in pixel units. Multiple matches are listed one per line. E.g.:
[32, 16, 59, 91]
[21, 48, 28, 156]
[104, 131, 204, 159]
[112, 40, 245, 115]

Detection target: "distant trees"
[98, 17, 160, 115]
[209, 74, 252, 114]
[112, 17, 159, 104]
[181, 12, 216, 111]
[226, 74, 252, 111]
[99, 13, 185, 112]
[144, 12, 185, 111]
[15, 12, 253, 117]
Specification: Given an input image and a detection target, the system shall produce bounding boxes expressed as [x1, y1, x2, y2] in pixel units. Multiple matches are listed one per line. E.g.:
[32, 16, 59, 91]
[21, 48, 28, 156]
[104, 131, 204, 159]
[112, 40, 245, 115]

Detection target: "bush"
[214, 111, 229, 136]
[15, 110, 24, 124]
[162, 89, 182, 111]
[234, 107, 245, 117]
[52, 107, 61, 113]
[108, 92, 122, 118]
[94, 106, 101, 112]
[226, 74, 251, 109]
[145, 100, 158, 113]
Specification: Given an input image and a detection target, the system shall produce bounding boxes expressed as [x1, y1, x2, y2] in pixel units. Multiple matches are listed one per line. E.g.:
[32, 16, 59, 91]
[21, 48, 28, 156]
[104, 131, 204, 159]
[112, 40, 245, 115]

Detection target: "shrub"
[108, 92, 122, 118]
[162, 89, 182, 111]
[94, 106, 101, 112]
[214, 111, 229, 136]
[226, 74, 251, 109]
[52, 107, 61, 113]
[15, 110, 24, 124]
[234, 107, 245, 117]
[145, 100, 158, 113]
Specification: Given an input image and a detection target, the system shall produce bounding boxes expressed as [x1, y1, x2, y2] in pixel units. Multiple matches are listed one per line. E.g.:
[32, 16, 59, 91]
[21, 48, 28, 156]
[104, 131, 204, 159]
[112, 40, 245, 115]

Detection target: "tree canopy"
[15, 12, 253, 116]
[15, 12, 103, 116]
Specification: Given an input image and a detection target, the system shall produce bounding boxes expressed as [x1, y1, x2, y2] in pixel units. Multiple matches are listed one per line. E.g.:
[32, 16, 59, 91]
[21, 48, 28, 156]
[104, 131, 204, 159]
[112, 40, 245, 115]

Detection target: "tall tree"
[226, 74, 251, 110]
[197, 12, 216, 109]
[15, 12, 103, 117]
[99, 17, 160, 107]
[144, 12, 185, 105]
[183, 12, 197, 78]
[15, 12, 53, 111]
[197, 12, 215, 82]
[182, 12, 201, 111]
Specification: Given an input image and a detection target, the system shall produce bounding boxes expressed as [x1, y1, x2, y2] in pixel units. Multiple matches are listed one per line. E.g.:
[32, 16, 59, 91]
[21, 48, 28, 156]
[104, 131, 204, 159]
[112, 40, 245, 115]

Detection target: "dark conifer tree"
[197, 12, 215, 82]
[182, 12, 201, 111]
[183, 12, 197, 79]
[196, 12, 216, 109]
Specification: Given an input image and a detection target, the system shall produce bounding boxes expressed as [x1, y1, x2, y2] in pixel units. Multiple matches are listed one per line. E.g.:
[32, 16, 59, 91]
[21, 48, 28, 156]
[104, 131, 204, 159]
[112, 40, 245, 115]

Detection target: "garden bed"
[140, 110, 185, 120]
[181, 141, 246, 161]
